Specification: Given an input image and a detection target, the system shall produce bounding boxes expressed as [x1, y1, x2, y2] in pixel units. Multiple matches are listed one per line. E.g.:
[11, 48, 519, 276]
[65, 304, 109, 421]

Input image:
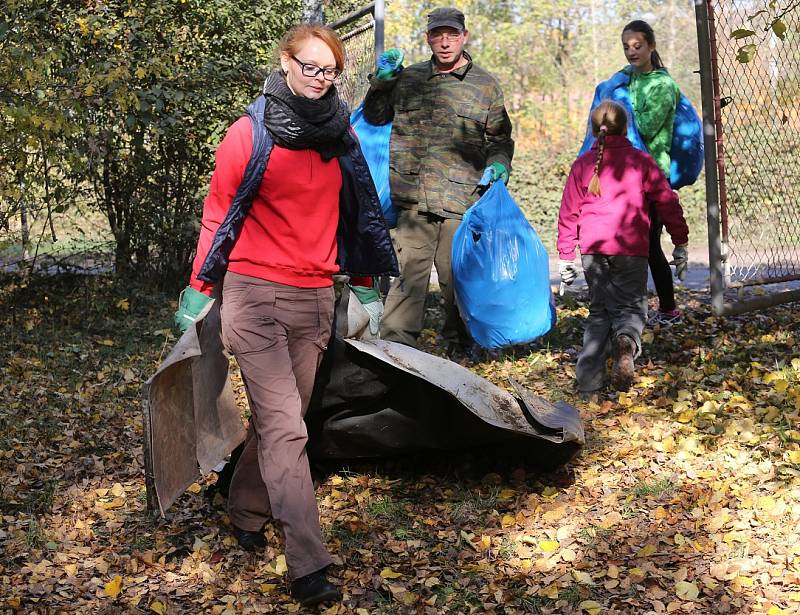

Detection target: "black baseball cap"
[427, 7, 466, 32]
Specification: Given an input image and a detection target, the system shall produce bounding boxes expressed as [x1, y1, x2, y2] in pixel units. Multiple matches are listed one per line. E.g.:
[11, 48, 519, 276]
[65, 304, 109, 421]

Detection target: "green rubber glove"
[488, 162, 509, 185]
[175, 286, 212, 333]
[348, 283, 383, 335]
[375, 48, 404, 80]
[349, 284, 381, 305]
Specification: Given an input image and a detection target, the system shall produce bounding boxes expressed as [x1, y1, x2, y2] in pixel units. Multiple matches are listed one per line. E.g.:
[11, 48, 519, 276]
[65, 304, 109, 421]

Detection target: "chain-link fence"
[696, 0, 800, 314]
[331, 3, 379, 110]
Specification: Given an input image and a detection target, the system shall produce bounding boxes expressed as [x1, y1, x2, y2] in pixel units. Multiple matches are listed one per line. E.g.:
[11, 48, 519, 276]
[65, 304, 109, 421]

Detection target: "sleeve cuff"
[190, 279, 215, 296]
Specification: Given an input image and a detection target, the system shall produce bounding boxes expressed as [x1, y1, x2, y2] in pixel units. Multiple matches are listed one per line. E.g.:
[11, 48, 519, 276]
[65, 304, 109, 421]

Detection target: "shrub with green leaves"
[2, 0, 299, 284]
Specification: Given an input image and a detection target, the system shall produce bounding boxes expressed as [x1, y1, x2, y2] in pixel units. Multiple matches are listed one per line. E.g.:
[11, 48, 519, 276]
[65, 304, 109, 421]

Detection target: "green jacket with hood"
[628, 67, 679, 177]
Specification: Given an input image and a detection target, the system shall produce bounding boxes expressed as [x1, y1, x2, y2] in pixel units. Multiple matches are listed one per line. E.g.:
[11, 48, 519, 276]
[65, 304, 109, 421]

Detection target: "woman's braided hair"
[587, 100, 628, 196]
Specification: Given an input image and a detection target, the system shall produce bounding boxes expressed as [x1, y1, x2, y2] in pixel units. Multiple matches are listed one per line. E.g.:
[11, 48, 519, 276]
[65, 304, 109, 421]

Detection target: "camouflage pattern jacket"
[363, 52, 514, 217]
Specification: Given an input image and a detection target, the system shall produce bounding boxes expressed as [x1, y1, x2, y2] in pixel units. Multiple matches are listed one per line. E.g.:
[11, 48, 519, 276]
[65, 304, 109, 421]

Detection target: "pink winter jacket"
[557, 135, 688, 260]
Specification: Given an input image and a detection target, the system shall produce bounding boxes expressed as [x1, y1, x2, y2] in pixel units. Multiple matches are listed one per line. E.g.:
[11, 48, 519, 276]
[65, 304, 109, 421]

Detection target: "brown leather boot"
[611, 334, 636, 391]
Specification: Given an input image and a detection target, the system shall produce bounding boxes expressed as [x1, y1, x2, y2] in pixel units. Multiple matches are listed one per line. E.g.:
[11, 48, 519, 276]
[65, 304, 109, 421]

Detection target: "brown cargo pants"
[379, 208, 466, 347]
[220, 272, 334, 580]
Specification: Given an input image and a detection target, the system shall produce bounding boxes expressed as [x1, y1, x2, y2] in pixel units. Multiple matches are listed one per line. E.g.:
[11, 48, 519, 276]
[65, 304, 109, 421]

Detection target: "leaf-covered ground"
[1, 274, 799, 614]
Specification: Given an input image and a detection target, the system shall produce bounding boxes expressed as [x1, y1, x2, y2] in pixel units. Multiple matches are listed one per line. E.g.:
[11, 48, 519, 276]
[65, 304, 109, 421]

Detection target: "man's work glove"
[175, 286, 212, 333]
[558, 259, 579, 285]
[476, 162, 510, 191]
[375, 48, 404, 80]
[670, 244, 688, 281]
[349, 284, 384, 335]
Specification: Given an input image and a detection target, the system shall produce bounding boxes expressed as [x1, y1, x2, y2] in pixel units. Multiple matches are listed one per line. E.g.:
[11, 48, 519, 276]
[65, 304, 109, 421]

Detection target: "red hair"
[278, 24, 346, 71]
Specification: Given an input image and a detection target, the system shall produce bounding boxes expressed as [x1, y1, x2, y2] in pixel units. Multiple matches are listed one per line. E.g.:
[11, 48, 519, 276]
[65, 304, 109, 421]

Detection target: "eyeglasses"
[429, 31, 463, 42]
[291, 56, 342, 81]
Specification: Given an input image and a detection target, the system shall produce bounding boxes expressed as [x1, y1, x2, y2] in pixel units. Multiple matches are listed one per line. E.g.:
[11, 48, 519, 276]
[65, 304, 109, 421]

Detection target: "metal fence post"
[695, 0, 725, 316]
[695, 0, 800, 315]
[374, 0, 385, 60]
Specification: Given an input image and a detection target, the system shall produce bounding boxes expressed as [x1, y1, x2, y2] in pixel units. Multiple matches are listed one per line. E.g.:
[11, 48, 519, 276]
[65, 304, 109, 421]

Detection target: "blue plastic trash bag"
[578, 68, 703, 190]
[350, 103, 396, 227]
[669, 94, 704, 190]
[452, 182, 556, 349]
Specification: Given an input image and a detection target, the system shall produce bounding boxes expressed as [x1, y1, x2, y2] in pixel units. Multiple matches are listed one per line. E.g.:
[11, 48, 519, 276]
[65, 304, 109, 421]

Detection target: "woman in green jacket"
[622, 20, 683, 326]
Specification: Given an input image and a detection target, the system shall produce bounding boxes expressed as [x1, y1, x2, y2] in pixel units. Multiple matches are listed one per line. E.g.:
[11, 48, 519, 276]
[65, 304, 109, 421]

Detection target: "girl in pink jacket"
[557, 100, 688, 396]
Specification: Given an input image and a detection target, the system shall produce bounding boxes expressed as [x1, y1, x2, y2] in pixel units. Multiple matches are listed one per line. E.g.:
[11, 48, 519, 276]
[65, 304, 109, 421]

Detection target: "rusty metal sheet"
[304, 339, 584, 469]
[144, 298, 584, 515]
[142, 300, 245, 516]
[344, 339, 584, 446]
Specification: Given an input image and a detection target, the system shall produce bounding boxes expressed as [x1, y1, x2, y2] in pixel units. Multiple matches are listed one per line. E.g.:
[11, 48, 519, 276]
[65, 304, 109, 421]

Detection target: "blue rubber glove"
[476, 162, 510, 191]
[375, 48, 404, 80]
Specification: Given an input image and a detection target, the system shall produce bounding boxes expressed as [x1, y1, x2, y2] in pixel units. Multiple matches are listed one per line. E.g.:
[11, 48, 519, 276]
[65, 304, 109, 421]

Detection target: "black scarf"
[262, 70, 351, 160]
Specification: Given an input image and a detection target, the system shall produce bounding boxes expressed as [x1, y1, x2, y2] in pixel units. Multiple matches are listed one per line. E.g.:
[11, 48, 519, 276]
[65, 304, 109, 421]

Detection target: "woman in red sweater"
[175, 25, 397, 607]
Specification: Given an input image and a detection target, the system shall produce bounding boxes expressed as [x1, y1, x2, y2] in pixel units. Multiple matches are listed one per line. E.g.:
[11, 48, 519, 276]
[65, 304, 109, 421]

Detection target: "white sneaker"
[647, 309, 682, 328]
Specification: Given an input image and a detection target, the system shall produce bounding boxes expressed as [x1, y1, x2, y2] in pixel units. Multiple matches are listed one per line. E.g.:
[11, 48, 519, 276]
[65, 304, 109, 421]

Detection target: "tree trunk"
[302, 0, 323, 24]
[590, 0, 600, 83]
[19, 186, 30, 261]
[668, 0, 676, 67]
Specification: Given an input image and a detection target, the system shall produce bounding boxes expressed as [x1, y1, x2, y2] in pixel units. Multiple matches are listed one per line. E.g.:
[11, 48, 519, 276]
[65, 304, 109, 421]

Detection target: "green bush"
[2, 0, 300, 286]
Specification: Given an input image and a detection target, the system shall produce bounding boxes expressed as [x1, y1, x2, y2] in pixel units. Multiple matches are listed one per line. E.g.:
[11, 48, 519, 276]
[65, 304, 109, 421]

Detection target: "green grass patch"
[449, 486, 498, 525]
[631, 478, 677, 500]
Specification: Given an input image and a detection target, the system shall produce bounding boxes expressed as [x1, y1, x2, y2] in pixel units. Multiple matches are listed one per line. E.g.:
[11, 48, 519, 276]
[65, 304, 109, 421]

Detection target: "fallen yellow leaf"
[629, 567, 646, 582]
[380, 568, 403, 579]
[573, 570, 594, 585]
[637, 544, 657, 557]
[541, 584, 559, 599]
[767, 607, 786, 615]
[561, 548, 577, 562]
[757, 496, 776, 511]
[104, 575, 123, 599]
[501, 514, 516, 528]
[579, 599, 603, 614]
[539, 540, 559, 553]
[675, 580, 699, 601]
[187, 483, 202, 494]
[264, 554, 287, 576]
[98, 498, 125, 509]
[150, 601, 166, 614]
[111, 483, 125, 497]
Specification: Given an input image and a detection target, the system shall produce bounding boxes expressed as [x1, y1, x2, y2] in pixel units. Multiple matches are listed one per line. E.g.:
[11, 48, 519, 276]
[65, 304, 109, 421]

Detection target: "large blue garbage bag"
[669, 94, 704, 189]
[578, 68, 703, 190]
[350, 103, 396, 227]
[452, 182, 556, 349]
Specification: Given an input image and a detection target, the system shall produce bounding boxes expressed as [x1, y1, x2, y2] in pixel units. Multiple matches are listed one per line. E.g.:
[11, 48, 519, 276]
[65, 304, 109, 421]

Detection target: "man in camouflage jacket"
[364, 7, 514, 352]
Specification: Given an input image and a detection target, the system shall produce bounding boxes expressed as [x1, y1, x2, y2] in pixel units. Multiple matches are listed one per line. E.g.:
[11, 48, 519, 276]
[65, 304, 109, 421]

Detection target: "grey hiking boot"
[611, 334, 636, 392]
